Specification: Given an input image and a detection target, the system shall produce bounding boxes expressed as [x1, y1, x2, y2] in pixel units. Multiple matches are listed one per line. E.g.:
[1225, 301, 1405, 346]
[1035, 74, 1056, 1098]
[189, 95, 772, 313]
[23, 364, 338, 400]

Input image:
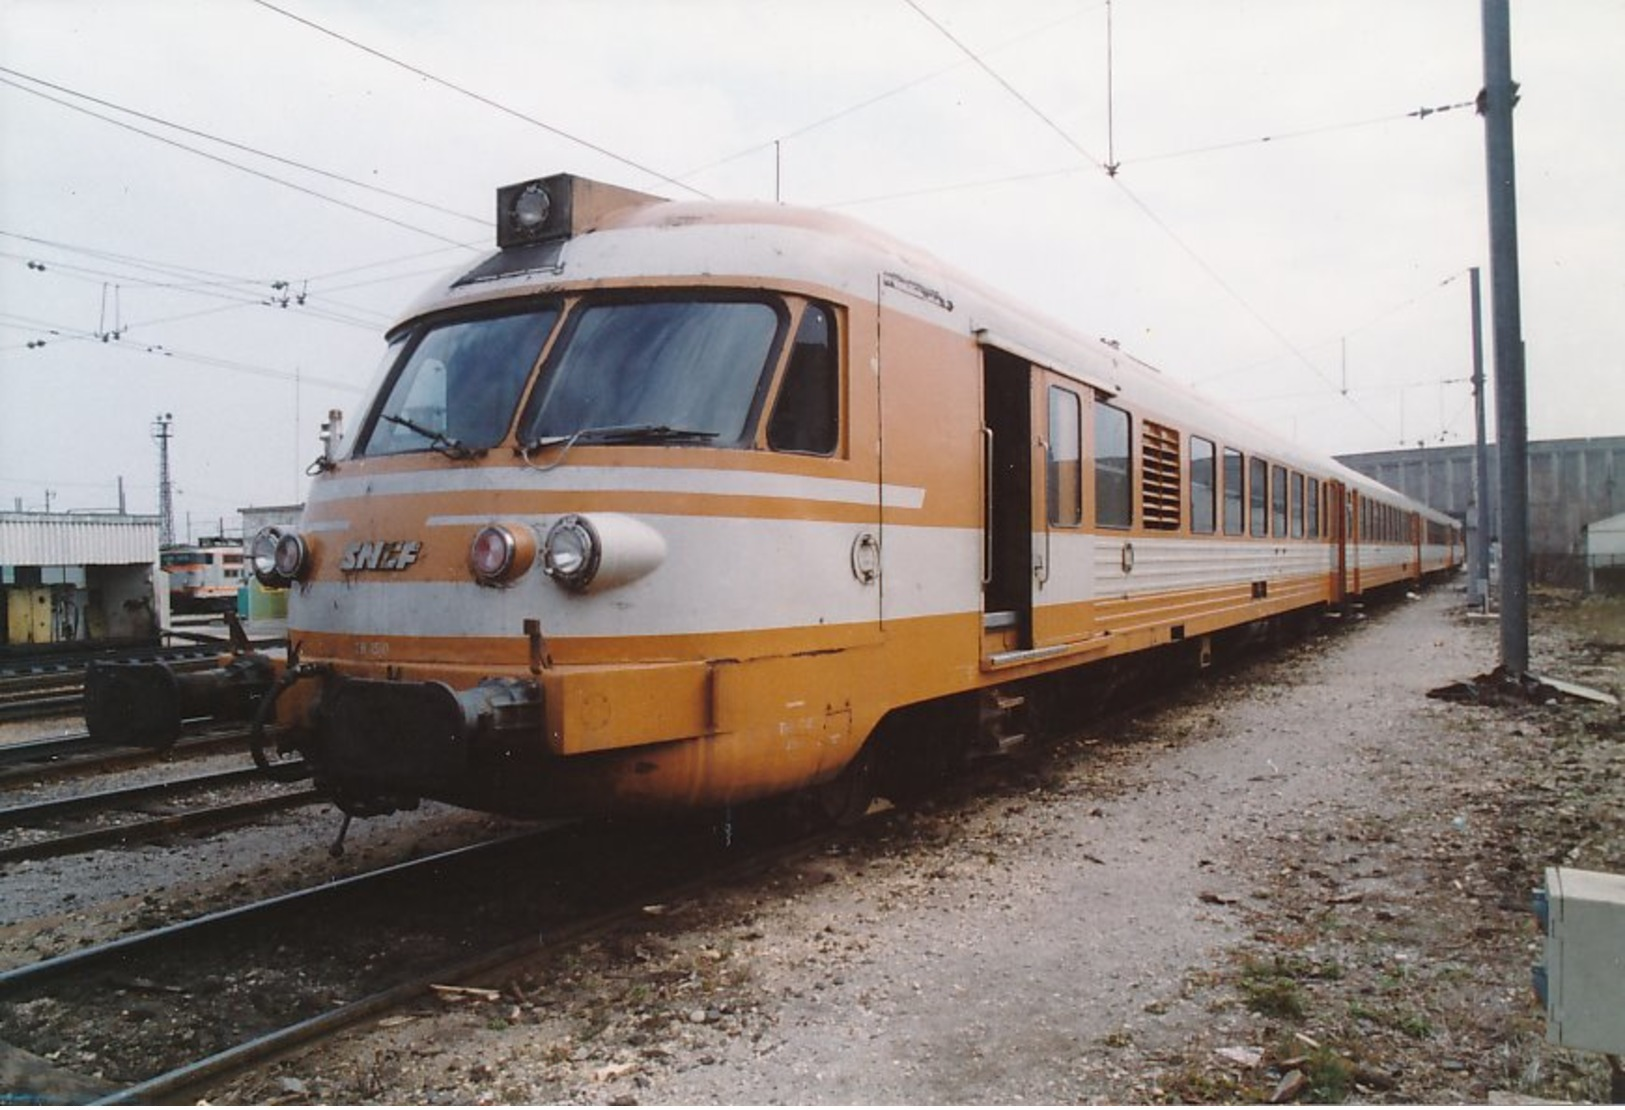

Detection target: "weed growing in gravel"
[1236, 957, 1307, 1020]
[1300, 1045, 1355, 1101]
[1235, 952, 1344, 1019]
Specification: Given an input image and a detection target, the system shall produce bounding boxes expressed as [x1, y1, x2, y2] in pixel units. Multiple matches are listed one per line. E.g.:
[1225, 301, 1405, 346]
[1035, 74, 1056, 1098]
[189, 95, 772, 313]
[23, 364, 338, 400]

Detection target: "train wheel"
[872, 694, 975, 805]
[802, 748, 876, 828]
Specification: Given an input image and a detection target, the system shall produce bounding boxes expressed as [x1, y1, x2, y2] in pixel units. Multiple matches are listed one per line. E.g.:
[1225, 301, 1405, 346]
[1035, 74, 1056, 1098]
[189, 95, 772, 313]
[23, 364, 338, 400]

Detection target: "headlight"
[540, 513, 667, 594]
[274, 531, 310, 580]
[496, 177, 566, 248]
[469, 524, 535, 585]
[542, 515, 600, 591]
[512, 182, 551, 233]
[251, 526, 308, 586]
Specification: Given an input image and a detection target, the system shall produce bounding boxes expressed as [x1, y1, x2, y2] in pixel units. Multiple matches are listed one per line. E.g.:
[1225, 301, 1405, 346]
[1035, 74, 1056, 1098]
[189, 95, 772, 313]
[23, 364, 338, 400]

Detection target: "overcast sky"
[1, 0, 1620, 540]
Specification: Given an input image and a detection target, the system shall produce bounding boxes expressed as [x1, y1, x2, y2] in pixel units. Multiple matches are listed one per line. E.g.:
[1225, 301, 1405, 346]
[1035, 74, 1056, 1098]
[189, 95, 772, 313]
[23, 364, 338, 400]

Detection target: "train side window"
[1190, 436, 1216, 535]
[1290, 472, 1305, 538]
[1307, 478, 1320, 537]
[1094, 399, 1132, 529]
[1270, 465, 1288, 537]
[1046, 386, 1082, 527]
[1249, 456, 1269, 537]
[767, 303, 839, 455]
[1223, 448, 1244, 535]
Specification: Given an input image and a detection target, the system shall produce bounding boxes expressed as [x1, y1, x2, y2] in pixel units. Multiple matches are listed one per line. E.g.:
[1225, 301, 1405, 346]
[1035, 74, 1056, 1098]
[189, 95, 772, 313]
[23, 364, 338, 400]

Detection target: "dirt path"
[221, 586, 1623, 1105]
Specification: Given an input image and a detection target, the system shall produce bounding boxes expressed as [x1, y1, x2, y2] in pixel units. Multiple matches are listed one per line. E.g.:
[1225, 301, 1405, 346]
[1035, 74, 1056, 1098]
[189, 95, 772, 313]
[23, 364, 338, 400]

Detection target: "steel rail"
[0, 726, 259, 786]
[0, 692, 82, 722]
[0, 765, 292, 825]
[0, 783, 321, 865]
[0, 732, 102, 767]
[0, 826, 561, 998]
[0, 643, 222, 684]
[94, 824, 825, 1106]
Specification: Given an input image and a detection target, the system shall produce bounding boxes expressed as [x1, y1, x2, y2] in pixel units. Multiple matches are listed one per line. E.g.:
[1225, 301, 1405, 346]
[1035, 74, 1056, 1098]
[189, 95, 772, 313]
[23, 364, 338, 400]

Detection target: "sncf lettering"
[339, 539, 423, 572]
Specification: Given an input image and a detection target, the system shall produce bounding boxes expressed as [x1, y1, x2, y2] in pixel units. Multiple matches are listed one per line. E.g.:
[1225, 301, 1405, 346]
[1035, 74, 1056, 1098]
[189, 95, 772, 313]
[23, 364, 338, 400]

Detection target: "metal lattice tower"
[153, 412, 175, 546]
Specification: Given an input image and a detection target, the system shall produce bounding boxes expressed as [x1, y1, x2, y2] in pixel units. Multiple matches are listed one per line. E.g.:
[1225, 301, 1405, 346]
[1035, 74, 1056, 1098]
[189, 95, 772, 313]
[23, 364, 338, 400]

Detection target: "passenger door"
[981, 347, 1034, 659]
[1329, 479, 1349, 605]
[980, 348, 1100, 659]
[1031, 374, 1092, 649]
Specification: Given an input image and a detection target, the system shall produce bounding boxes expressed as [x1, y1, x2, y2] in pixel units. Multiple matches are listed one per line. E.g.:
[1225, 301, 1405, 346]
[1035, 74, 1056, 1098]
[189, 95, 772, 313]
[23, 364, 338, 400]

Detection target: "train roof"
[400, 176, 1454, 526]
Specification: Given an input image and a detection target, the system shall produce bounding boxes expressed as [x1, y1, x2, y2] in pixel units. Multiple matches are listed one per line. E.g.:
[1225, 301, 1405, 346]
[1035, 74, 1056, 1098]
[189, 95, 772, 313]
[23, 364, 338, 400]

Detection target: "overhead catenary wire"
[1115, 99, 1477, 171]
[0, 312, 360, 391]
[901, 0, 1108, 170]
[675, 4, 1101, 190]
[1194, 270, 1473, 388]
[0, 229, 280, 293]
[1, 228, 470, 312]
[826, 164, 1085, 209]
[1, 242, 390, 332]
[0, 74, 475, 248]
[899, 0, 1404, 447]
[247, 0, 709, 200]
[0, 65, 488, 229]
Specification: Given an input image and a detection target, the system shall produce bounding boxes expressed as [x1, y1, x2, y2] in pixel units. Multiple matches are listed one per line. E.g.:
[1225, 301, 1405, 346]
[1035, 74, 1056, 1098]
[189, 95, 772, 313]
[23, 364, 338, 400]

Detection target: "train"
[160, 538, 245, 615]
[86, 172, 1462, 825]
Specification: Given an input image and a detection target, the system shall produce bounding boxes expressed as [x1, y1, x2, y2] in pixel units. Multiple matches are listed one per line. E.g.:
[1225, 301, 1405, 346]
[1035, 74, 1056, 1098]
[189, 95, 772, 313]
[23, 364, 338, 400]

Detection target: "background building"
[1, 511, 162, 648]
[1339, 436, 1625, 587]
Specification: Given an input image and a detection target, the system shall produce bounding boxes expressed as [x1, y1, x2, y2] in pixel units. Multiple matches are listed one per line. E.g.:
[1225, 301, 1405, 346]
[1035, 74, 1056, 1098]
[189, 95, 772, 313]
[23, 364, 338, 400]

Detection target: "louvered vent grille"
[1142, 422, 1182, 530]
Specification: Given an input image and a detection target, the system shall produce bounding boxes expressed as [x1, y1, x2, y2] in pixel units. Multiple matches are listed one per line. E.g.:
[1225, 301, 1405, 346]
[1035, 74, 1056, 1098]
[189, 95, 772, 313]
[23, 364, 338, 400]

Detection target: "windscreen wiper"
[521, 424, 720, 451]
[382, 412, 478, 460]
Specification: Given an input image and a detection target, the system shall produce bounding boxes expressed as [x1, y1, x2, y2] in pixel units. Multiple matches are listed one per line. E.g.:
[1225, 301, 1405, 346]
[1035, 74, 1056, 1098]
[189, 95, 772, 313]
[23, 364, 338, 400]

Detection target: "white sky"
[1, 0, 1620, 540]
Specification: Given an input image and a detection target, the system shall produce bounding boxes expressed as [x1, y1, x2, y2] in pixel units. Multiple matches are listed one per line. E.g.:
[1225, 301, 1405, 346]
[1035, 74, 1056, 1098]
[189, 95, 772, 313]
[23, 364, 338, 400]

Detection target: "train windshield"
[519, 298, 782, 447]
[359, 305, 560, 458]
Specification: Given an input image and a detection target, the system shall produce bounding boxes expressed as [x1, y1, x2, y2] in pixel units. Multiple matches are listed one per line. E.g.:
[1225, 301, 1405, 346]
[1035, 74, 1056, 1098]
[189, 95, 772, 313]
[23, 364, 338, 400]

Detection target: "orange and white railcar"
[85, 174, 1461, 820]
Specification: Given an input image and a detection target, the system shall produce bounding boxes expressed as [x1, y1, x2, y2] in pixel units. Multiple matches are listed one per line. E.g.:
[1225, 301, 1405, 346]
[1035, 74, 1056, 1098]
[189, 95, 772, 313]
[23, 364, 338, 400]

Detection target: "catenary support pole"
[1480, 0, 1529, 674]
[1469, 267, 1492, 611]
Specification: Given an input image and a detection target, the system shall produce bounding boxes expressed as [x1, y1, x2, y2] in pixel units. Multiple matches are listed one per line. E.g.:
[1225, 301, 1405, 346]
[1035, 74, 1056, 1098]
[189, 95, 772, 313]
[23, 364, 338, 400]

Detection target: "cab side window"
[767, 303, 838, 455]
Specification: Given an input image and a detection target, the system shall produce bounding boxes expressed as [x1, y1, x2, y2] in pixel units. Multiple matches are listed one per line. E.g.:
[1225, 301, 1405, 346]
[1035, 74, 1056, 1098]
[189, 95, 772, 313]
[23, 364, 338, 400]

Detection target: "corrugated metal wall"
[0, 512, 161, 566]
[1339, 436, 1625, 556]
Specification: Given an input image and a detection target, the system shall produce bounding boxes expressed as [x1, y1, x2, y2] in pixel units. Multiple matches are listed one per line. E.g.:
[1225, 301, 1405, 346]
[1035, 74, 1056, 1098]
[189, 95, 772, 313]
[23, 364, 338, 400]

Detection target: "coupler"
[84, 653, 276, 749]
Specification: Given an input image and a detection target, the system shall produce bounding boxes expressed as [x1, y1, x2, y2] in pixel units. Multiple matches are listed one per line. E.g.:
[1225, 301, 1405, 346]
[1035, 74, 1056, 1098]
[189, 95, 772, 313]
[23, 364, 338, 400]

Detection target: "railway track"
[0, 764, 317, 864]
[0, 723, 261, 786]
[0, 642, 219, 681]
[0, 800, 845, 1104]
[0, 690, 83, 723]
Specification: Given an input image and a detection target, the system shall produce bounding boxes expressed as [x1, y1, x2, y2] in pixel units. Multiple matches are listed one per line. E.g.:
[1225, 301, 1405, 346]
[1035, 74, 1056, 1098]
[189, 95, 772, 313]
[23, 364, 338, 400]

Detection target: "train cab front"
[194, 172, 860, 822]
[244, 510, 679, 820]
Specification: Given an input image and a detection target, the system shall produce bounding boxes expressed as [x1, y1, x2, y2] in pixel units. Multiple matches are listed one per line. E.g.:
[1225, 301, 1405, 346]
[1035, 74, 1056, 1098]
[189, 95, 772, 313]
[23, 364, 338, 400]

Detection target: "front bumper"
[311, 675, 542, 798]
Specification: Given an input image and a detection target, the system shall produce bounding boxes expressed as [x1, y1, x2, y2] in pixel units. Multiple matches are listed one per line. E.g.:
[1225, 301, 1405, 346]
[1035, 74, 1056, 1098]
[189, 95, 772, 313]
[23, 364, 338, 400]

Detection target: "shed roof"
[0, 512, 161, 566]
